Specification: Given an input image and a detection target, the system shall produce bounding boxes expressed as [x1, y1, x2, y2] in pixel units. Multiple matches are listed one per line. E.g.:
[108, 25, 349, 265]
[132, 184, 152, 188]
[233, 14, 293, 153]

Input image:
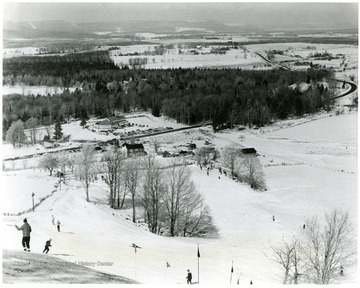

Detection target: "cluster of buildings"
[40, 115, 258, 161]
[94, 116, 129, 135]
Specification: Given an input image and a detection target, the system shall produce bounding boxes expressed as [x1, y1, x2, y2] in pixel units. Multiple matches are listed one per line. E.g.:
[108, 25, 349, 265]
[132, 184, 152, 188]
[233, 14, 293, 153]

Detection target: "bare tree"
[163, 161, 194, 236]
[270, 235, 296, 284]
[58, 151, 71, 183]
[179, 192, 218, 237]
[44, 125, 54, 140]
[67, 154, 76, 173]
[100, 147, 125, 208]
[140, 156, 166, 233]
[26, 117, 38, 145]
[270, 235, 305, 284]
[39, 153, 58, 176]
[302, 210, 355, 284]
[6, 120, 26, 148]
[221, 144, 242, 177]
[21, 159, 28, 170]
[195, 146, 218, 166]
[291, 239, 306, 284]
[237, 157, 266, 190]
[150, 139, 161, 154]
[124, 158, 143, 223]
[76, 144, 96, 202]
[163, 160, 218, 237]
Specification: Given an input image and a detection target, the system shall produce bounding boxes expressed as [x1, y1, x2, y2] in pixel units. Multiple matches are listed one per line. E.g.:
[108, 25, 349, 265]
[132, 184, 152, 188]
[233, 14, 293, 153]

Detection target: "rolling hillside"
[2, 112, 357, 284]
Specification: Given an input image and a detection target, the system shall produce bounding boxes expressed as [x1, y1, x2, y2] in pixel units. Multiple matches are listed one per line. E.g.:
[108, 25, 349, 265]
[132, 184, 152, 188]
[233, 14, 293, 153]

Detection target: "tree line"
[3, 51, 119, 87]
[3, 64, 334, 137]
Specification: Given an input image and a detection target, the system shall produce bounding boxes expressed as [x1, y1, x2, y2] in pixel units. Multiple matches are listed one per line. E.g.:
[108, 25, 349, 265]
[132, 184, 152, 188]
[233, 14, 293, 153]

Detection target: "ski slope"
[1, 112, 358, 284]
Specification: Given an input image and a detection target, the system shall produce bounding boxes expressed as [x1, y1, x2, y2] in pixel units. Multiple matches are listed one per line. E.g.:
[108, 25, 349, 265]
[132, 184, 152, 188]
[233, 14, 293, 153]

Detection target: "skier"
[43, 239, 52, 254]
[272, 215, 275, 222]
[57, 220, 61, 232]
[15, 218, 32, 252]
[132, 243, 141, 253]
[186, 269, 192, 284]
[52, 215, 55, 225]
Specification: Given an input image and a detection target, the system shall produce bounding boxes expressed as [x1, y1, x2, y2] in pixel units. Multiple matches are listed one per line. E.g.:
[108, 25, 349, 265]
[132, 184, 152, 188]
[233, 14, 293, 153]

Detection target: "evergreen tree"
[80, 118, 87, 127]
[53, 119, 63, 140]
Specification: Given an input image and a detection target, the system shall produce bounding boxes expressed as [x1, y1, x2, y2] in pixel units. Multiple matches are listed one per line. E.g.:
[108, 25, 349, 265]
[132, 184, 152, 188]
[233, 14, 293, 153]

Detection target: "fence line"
[260, 151, 356, 175]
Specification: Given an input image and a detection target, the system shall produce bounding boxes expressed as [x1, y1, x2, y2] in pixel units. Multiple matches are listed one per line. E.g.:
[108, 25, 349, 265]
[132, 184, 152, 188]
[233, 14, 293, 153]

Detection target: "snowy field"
[245, 42, 358, 73]
[2, 86, 77, 96]
[3, 47, 39, 58]
[110, 41, 357, 70]
[111, 47, 265, 69]
[1, 108, 358, 284]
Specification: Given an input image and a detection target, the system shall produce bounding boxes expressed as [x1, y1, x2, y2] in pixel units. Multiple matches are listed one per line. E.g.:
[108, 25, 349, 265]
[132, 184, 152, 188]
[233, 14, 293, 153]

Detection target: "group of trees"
[5, 120, 26, 148]
[3, 51, 118, 87]
[39, 144, 218, 238]
[3, 63, 334, 138]
[221, 144, 266, 190]
[270, 210, 355, 284]
[99, 150, 218, 237]
[5, 116, 63, 147]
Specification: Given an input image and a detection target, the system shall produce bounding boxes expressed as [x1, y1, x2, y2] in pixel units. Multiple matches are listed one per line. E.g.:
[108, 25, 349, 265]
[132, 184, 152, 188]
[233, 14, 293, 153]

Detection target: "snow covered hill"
[1, 112, 358, 284]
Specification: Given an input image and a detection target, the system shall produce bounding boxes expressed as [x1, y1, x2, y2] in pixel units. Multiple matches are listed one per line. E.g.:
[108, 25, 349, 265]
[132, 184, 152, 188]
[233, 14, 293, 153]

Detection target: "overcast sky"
[3, 2, 358, 30]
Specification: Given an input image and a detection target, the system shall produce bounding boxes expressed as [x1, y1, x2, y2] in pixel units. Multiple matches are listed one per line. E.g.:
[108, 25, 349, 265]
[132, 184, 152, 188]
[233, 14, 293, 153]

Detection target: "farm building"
[122, 143, 146, 157]
[162, 151, 173, 158]
[94, 120, 112, 131]
[240, 148, 257, 156]
[107, 116, 128, 128]
[94, 116, 128, 132]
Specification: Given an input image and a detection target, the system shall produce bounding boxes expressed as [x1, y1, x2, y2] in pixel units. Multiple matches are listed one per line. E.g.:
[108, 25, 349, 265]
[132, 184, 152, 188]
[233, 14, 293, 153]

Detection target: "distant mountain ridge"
[3, 19, 262, 39]
[4, 19, 357, 39]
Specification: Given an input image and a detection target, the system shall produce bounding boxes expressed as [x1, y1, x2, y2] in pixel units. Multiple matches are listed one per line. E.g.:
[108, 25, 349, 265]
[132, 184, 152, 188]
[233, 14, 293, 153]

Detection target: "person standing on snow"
[57, 220, 61, 232]
[186, 269, 192, 284]
[15, 218, 32, 252]
[43, 239, 52, 254]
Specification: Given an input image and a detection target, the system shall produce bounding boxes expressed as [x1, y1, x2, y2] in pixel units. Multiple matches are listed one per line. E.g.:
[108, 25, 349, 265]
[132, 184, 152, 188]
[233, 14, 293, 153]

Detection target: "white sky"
[2, 1, 358, 30]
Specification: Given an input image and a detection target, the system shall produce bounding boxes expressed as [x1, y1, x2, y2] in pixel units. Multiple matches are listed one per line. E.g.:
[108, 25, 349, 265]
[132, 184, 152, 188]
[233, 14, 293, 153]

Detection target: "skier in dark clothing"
[186, 269, 192, 284]
[57, 220, 61, 232]
[43, 239, 52, 254]
[15, 218, 32, 252]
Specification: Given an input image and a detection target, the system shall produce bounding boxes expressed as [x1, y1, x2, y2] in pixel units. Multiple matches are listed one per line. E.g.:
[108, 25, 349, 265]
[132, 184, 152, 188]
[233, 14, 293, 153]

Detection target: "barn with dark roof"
[240, 148, 257, 156]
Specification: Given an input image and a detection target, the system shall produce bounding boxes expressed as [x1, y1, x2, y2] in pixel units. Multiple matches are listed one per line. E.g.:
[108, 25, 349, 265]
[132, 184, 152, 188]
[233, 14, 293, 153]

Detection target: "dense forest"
[3, 52, 334, 137]
[3, 51, 119, 87]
